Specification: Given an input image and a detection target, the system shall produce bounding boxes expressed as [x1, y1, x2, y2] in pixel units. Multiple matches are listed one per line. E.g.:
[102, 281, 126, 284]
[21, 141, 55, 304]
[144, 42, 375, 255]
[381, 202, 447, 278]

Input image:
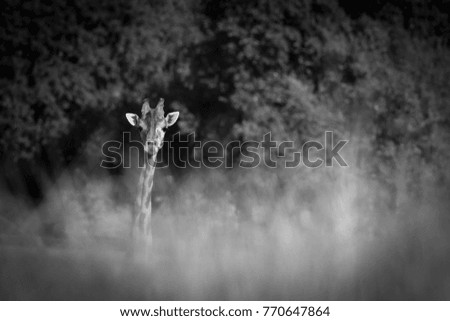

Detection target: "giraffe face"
[126, 98, 179, 156]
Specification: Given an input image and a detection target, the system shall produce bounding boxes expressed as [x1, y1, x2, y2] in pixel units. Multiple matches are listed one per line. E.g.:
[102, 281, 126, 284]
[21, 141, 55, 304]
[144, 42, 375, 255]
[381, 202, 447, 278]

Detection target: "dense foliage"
[1, 0, 449, 204]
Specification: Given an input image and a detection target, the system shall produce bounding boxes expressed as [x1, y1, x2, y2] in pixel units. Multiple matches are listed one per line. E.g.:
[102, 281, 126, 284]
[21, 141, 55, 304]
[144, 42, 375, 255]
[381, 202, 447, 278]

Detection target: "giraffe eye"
[162, 127, 167, 133]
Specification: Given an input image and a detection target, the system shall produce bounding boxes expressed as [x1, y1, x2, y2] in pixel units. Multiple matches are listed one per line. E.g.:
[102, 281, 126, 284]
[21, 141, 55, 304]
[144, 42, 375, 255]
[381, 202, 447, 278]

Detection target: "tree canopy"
[1, 0, 449, 199]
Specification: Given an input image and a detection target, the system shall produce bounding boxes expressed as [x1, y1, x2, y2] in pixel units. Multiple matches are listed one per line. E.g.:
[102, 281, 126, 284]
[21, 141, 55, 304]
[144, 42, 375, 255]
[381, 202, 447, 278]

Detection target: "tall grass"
[0, 147, 449, 300]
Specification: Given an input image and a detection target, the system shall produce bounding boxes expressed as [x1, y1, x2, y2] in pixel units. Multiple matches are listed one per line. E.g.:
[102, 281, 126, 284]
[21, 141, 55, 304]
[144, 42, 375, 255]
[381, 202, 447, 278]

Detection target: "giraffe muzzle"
[146, 141, 158, 156]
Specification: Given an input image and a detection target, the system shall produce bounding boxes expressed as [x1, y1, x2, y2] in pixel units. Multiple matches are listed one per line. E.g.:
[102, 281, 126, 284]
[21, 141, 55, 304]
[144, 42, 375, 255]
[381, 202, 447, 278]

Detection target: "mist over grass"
[1, 149, 449, 300]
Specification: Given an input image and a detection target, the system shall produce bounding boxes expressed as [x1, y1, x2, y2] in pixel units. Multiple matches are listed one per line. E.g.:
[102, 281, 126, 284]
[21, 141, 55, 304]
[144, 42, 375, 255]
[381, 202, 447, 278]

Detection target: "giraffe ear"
[125, 113, 140, 127]
[166, 111, 179, 127]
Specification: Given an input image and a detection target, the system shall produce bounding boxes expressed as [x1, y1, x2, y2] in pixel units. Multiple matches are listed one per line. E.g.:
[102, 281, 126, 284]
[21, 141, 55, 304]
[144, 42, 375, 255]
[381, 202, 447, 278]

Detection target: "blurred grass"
[1, 164, 449, 300]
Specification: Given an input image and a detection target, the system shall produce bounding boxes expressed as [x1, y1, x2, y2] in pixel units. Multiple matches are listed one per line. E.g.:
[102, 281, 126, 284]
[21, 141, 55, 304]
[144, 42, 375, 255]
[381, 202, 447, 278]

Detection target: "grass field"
[1, 167, 449, 300]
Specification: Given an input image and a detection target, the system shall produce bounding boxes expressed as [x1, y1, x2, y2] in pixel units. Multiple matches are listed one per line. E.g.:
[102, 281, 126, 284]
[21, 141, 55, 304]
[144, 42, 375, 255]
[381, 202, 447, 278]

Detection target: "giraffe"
[125, 98, 179, 247]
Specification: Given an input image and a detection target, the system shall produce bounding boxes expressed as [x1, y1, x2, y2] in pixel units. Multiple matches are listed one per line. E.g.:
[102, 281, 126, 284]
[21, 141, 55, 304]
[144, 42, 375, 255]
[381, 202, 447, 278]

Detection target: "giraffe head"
[125, 98, 179, 156]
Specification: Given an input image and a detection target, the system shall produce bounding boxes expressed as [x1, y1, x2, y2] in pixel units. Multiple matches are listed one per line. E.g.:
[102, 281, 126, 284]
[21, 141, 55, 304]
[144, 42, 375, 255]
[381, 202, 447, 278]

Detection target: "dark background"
[0, 0, 449, 300]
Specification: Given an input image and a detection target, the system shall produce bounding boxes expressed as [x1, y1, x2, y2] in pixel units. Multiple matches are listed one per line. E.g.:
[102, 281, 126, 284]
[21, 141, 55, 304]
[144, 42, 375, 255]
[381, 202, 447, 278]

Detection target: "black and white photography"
[1, 0, 450, 301]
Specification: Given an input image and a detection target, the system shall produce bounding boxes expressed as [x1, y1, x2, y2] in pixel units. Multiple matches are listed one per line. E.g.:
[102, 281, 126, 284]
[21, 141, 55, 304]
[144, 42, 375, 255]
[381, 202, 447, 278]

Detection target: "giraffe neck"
[135, 156, 156, 235]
